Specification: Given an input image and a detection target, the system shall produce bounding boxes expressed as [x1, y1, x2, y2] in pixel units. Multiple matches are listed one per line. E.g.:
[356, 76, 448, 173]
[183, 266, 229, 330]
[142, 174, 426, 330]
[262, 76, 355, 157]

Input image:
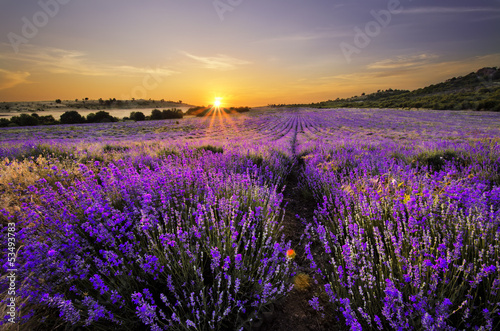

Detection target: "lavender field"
[1, 108, 500, 330]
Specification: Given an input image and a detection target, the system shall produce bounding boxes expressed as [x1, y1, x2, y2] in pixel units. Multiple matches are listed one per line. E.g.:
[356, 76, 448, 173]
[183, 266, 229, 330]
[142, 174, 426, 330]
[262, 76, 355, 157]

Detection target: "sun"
[213, 97, 222, 108]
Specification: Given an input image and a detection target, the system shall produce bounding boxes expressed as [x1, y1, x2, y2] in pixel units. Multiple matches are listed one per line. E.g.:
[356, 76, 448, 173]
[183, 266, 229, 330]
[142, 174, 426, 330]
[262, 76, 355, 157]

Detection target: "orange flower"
[286, 249, 296, 260]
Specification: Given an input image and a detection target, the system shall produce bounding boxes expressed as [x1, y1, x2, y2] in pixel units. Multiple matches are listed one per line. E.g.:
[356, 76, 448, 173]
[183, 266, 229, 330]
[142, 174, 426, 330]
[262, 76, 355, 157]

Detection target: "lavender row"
[300, 139, 500, 330]
[1, 146, 295, 330]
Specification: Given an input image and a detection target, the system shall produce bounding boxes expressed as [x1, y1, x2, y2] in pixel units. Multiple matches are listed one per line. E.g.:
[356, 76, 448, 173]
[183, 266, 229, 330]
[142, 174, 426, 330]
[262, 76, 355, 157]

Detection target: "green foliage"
[150, 108, 183, 120]
[229, 106, 251, 113]
[0, 118, 10, 127]
[14, 143, 75, 161]
[150, 108, 163, 120]
[9, 113, 39, 126]
[157, 148, 180, 158]
[39, 115, 58, 125]
[60, 110, 86, 124]
[186, 106, 208, 116]
[247, 153, 264, 167]
[87, 111, 117, 123]
[413, 150, 463, 172]
[129, 111, 146, 121]
[102, 144, 131, 153]
[196, 145, 224, 154]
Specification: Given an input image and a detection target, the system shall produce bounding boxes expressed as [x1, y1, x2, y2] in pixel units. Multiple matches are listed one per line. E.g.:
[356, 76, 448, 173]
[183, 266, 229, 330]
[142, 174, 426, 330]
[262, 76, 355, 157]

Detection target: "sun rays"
[196, 97, 239, 138]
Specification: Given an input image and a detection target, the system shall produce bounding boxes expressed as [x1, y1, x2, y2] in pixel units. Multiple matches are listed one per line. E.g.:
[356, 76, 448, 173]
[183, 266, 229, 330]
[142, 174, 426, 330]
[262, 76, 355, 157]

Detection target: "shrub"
[151, 109, 184, 120]
[87, 111, 116, 123]
[196, 145, 224, 154]
[102, 144, 131, 153]
[10, 113, 39, 126]
[60, 111, 86, 124]
[0, 118, 10, 127]
[130, 111, 146, 121]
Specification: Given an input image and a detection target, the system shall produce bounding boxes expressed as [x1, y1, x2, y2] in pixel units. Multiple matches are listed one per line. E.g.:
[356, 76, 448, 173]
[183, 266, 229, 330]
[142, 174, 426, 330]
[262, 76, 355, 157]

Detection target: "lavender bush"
[1, 146, 294, 330]
[301, 141, 500, 330]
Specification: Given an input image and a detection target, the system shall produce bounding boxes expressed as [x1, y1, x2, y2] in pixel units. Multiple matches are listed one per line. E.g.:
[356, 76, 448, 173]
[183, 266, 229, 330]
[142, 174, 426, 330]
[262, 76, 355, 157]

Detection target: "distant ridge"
[279, 67, 500, 111]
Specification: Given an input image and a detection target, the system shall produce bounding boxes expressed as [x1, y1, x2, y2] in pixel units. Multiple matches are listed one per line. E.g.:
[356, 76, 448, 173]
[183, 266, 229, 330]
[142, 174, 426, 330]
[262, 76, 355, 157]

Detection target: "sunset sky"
[0, 0, 499, 106]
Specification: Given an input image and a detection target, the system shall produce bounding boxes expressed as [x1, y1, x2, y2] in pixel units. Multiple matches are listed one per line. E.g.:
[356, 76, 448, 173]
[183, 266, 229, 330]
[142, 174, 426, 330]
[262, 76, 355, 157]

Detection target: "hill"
[281, 67, 500, 111]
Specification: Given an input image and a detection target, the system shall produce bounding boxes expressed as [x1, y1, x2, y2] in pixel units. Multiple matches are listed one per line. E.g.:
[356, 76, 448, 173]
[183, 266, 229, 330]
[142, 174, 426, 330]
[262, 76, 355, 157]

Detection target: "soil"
[257, 164, 343, 331]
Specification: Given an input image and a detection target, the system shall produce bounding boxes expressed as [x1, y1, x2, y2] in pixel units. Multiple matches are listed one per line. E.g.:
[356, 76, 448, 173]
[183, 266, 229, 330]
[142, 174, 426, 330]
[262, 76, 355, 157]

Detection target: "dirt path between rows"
[259, 132, 341, 330]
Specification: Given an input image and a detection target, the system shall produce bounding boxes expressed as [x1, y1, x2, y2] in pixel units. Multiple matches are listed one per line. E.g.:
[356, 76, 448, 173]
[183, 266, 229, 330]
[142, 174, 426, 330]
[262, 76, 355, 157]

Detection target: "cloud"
[0, 43, 177, 77]
[113, 65, 176, 77]
[323, 53, 500, 92]
[0, 69, 30, 90]
[367, 54, 439, 70]
[403, 7, 500, 15]
[182, 52, 251, 70]
[255, 29, 351, 44]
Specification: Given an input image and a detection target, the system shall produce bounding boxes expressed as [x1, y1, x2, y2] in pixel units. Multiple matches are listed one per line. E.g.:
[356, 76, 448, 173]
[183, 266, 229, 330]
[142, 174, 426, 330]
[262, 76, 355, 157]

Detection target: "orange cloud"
[0, 69, 30, 90]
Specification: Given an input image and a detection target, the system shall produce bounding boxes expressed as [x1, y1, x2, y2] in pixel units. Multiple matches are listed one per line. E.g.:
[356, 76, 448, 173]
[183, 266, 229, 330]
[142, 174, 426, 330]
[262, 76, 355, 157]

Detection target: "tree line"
[0, 108, 184, 127]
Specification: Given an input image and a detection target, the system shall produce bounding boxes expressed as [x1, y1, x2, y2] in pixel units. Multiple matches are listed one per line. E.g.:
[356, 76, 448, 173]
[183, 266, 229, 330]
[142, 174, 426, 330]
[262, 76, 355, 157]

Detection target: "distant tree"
[0, 118, 10, 127]
[39, 115, 58, 125]
[149, 108, 183, 120]
[55, 99, 62, 104]
[87, 111, 116, 123]
[85, 97, 89, 101]
[94, 111, 116, 122]
[60, 110, 85, 124]
[87, 113, 96, 123]
[236, 107, 250, 113]
[150, 109, 163, 120]
[10, 113, 39, 126]
[130, 111, 145, 121]
[162, 108, 183, 119]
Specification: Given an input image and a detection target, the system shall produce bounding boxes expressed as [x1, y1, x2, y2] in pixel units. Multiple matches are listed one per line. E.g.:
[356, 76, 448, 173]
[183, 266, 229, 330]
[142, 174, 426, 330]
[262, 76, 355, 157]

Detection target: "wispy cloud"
[256, 29, 350, 44]
[321, 53, 500, 93]
[112, 65, 176, 77]
[0, 69, 30, 90]
[0, 44, 177, 77]
[403, 7, 500, 15]
[367, 54, 439, 70]
[182, 52, 251, 70]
